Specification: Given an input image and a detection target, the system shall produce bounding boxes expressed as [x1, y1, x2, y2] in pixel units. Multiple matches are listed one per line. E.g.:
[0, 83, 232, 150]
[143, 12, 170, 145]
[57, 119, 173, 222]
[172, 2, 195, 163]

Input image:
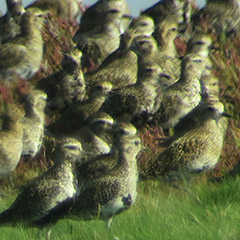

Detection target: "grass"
[1, 176, 240, 240]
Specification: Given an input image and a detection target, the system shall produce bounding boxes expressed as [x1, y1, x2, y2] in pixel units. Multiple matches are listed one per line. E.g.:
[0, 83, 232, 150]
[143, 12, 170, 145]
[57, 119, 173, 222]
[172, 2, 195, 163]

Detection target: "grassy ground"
[1, 176, 240, 240]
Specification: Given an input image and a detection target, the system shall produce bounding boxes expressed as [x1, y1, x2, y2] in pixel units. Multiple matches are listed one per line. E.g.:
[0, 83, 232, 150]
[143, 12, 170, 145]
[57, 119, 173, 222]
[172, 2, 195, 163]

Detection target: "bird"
[193, 0, 240, 37]
[130, 35, 181, 88]
[141, 100, 230, 181]
[185, 33, 213, 68]
[0, 104, 24, 178]
[200, 71, 220, 101]
[0, 0, 26, 44]
[141, 0, 184, 25]
[0, 8, 46, 80]
[73, 0, 130, 37]
[85, 31, 138, 89]
[98, 14, 155, 70]
[102, 64, 164, 124]
[154, 55, 208, 129]
[72, 112, 115, 157]
[85, 15, 155, 89]
[39, 48, 86, 113]
[47, 81, 113, 135]
[26, 0, 81, 20]
[0, 137, 84, 240]
[153, 17, 179, 57]
[67, 133, 142, 229]
[76, 9, 127, 70]
[21, 89, 47, 158]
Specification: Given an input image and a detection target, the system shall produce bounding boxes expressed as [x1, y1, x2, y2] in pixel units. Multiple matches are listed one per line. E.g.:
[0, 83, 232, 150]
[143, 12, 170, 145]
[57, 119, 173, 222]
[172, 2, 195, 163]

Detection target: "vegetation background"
[0, 1, 240, 239]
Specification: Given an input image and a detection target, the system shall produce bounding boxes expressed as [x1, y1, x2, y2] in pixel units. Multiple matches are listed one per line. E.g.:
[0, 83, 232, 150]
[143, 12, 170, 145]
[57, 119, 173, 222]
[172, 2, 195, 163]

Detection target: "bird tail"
[0, 208, 15, 226]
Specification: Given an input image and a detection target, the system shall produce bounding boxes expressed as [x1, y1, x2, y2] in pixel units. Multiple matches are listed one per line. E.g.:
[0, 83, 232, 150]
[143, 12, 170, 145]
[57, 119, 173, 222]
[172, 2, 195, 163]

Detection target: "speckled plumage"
[0, 8, 46, 80]
[74, 0, 130, 37]
[141, 101, 229, 180]
[0, 138, 84, 238]
[72, 112, 115, 157]
[102, 64, 164, 123]
[68, 133, 141, 228]
[48, 81, 113, 135]
[21, 89, 47, 158]
[130, 35, 181, 88]
[76, 9, 126, 69]
[0, 104, 24, 178]
[27, 0, 81, 20]
[0, 0, 25, 44]
[41, 48, 86, 113]
[154, 55, 207, 129]
[193, 0, 240, 36]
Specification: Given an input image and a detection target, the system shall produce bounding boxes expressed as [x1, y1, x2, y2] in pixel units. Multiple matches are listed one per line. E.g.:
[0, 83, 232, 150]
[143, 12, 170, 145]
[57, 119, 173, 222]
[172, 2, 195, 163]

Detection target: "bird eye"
[171, 28, 177, 32]
[146, 68, 153, 72]
[140, 22, 148, 26]
[160, 73, 171, 80]
[134, 140, 140, 146]
[95, 85, 103, 90]
[207, 107, 215, 112]
[138, 40, 147, 46]
[195, 41, 204, 45]
[66, 146, 78, 150]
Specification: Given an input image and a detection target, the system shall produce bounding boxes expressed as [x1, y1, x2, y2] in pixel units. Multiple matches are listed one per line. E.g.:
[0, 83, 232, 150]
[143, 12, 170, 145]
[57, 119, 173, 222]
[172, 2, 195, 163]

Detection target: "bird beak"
[222, 112, 232, 118]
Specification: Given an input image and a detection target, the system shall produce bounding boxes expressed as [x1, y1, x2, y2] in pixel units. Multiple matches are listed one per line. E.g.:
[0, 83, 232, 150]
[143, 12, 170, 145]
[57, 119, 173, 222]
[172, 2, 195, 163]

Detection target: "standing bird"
[0, 104, 24, 178]
[141, 0, 184, 25]
[153, 17, 179, 57]
[48, 81, 113, 135]
[39, 48, 86, 113]
[86, 15, 155, 89]
[72, 112, 115, 157]
[26, 0, 81, 20]
[193, 0, 240, 37]
[141, 101, 230, 181]
[76, 9, 127, 69]
[130, 35, 181, 87]
[102, 64, 165, 124]
[154, 55, 207, 129]
[68, 133, 142, 229]
[0, 8, 46, 80]
[21, 89, 47, 158]
[0, 138, 84, 240]
[73, 0, 130, 37]
[0, 0, 26, 44]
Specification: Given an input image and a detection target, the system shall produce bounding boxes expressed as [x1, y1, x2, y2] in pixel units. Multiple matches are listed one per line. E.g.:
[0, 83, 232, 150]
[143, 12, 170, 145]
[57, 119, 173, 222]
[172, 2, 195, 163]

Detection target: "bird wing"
[0, 43, 27, 69]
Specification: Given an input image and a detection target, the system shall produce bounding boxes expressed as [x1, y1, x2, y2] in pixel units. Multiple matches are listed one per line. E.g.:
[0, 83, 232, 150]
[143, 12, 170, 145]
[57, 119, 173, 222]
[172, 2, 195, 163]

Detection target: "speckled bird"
[0, 8, 46, 80]
[0, 104, 24, 178]
[68, 134, 141, 229]
[141, 100, 230, 181]
[21, 89, 47, 158]
[0, 137, 84, 240]
[0, 0, 26, 44]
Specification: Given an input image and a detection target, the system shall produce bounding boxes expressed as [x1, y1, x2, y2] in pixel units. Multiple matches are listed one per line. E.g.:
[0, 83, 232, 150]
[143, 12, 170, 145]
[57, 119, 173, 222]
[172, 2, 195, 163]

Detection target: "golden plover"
[102, 64, 164, 123]
[0, 0, 25, 44]
[72, 112, 115, 157]
[48, 81, 113, 135]
[68, 134, 141, 229]
[154, 55, 208, 129]
[130, 35, 181, 87]
[77, 9, 126, 69]
[141, 100, 230, 181]
[0, 137, 84, 239]
[0, 8, 46, 80]
[0, 104, 24, 178]
[27, 0, 81, 20]
[42, 48, 86, 113]
[74, 0, 130, 37]
[21, 89, 47, 158]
